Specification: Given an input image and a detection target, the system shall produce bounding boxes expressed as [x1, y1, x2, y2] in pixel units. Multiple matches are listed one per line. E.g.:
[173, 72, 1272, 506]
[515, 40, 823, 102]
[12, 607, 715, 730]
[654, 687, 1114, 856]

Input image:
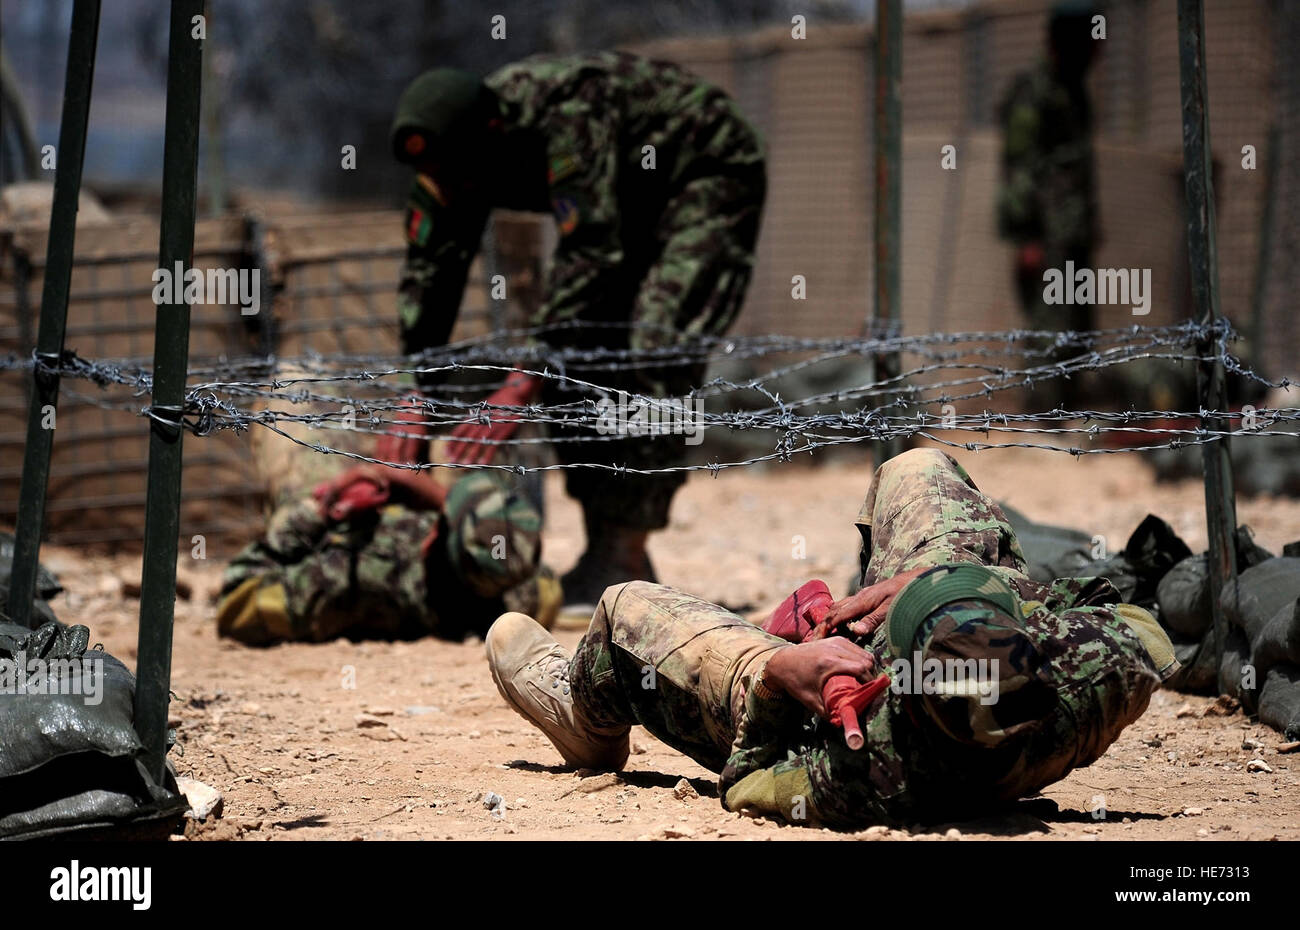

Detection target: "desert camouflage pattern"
[397, 51, 766, 529]
[217, 472, 546, 644]
[567, 449, 1166, 828]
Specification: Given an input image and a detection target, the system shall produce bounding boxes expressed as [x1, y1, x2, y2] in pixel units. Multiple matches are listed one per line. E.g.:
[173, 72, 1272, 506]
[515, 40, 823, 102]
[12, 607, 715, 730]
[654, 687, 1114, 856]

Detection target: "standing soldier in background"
[997, 1, 1100, 410]
[389, 51, 766, 606]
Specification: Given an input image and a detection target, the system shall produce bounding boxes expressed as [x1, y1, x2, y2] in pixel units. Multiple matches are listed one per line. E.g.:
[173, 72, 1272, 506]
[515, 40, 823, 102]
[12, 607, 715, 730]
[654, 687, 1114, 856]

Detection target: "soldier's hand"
[761, 639, 876, 718]
[312, 465, 391, 522]
[445, 371, 542, 466]
[813, 566, 928, 639]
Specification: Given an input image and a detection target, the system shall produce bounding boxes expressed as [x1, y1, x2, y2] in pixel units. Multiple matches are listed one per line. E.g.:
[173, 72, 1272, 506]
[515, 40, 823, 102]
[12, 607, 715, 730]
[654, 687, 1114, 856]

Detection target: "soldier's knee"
[880, 447, 950, 479]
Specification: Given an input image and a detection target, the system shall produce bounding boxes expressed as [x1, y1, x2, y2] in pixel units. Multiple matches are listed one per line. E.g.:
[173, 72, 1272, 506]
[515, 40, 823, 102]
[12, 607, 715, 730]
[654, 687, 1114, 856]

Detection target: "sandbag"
[1250, 600, 1300, 676]
[1156, 527, 1274, 641]
[1121, 515, 1193, 608]
[0, 530, 62, 600]
[1164, 629, 1218, 693]
[1000, 503, 1093, 583]
[0, 531, 63, 628]
[1157, 554, 1213, 639]
[1257, 664, 1300, 742]
[0, 618, 187, 838]
[1218, 627, 1253, 707]
[1221, 557, 1300, 647]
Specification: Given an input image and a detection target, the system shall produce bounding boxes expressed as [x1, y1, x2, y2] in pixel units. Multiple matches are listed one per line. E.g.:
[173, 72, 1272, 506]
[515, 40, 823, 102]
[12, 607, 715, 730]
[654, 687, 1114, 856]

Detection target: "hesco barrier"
[0, 209, 549, 554]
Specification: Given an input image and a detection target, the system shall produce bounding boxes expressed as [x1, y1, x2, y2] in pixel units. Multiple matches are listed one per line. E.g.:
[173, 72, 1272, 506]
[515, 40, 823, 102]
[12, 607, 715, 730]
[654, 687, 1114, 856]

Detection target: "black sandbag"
[1251, 600, 1300, 676]
[1257, 664, 1300, 742]
[1121, 515, 1193, 608]
[0, 530, 63, 600]
[1000, 503, 1093, 583]
[1219, 626, 1253, 707]
[1164, 629, 1218, 693]
[1155, 527, 1274, 641]
[1221, 557, 1300, 646]
[0, 618, 186, 838]
[1158, 554, 1213, 639]
[1235, 526, 1277, 570]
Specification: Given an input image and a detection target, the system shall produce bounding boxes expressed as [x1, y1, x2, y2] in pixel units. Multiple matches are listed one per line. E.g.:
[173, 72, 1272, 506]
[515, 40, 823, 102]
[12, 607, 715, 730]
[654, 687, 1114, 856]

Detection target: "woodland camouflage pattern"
[997, 56, 1097, 372]
[997, 60, 1096, 266]
[567, 449, 1169, 828]
[396, 51, 766, 528]
[217, 472, 546, 644]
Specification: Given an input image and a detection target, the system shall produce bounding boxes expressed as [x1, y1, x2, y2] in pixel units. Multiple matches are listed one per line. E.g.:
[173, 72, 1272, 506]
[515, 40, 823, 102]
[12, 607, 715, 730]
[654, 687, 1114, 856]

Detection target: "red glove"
[445, 371, 542, 466]
[312, 466, 391, 522]
[763, 579, 890, 751]
[762, 580, 834, 643]
[376, 393, 433, 466]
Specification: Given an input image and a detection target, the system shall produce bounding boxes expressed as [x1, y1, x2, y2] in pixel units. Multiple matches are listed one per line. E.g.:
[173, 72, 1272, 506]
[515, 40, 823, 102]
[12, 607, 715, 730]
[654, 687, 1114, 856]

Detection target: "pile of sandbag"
[0, 540, 187, 838]
[1004, 504, 1300, 740]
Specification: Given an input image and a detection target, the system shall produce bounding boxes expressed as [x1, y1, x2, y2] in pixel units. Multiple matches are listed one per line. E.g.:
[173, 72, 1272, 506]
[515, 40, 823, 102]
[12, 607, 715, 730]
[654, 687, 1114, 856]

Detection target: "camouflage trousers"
[855, 447, 1030, 594]
[542, 168, 765, 531]
[568, 448, 1164, 824]
[571, 580, 787, 773]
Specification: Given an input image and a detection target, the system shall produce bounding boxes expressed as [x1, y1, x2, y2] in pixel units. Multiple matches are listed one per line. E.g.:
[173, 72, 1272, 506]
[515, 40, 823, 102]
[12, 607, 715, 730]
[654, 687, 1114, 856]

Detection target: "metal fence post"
[7, 0, 101, 629]
[134, 0, 205, 783]
[1177, 0, 1238, 692]
[873, 0, 903, 464]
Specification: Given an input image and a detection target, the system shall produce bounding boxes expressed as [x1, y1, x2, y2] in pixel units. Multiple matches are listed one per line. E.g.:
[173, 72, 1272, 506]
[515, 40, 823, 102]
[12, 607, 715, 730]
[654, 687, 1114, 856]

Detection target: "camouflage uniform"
[997, 54, 1097, 409]
[217, 472, 553, 645]
[567, 449, 1174, 828]
[396, 51, 766, 529]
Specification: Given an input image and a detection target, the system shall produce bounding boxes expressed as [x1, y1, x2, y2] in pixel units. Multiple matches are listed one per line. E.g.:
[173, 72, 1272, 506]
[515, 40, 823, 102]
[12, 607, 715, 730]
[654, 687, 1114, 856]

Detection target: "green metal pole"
[135, 0, 204, 783]
[1176, 0, 1238, 693]
[7, 0, 101, 629]
[873, 0, 903, 464]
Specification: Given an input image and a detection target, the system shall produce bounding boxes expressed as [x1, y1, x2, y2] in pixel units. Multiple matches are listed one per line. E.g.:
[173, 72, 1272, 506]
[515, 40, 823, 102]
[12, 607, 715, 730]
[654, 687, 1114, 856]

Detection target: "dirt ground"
[40, 446, 1300, 841]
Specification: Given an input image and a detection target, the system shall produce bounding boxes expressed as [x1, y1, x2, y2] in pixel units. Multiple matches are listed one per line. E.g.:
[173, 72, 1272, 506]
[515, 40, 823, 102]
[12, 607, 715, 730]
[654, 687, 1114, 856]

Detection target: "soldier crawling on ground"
[387, 51, 767, 606]
[485, 448, 1178, 829]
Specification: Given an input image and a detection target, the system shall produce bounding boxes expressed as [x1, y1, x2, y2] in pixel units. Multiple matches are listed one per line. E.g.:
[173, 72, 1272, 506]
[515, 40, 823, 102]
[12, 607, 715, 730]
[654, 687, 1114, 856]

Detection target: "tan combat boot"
[485, 612, 630, 770]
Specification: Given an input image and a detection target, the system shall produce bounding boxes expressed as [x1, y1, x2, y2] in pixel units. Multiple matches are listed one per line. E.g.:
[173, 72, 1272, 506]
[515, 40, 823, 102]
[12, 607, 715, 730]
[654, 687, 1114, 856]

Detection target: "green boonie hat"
[886, 564, 1020, 654]
[442, 471, 541, 599]
[390, 69, 497, 162]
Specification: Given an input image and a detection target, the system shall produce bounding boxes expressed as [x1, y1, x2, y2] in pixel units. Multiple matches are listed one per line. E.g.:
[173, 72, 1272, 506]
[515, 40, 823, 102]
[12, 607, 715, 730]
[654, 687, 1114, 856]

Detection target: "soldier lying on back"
[484, 449, 1178, 828]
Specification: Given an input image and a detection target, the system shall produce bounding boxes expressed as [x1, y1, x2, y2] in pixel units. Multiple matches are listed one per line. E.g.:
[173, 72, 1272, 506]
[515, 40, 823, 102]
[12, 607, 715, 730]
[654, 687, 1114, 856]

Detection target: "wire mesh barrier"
[0, 209, 547, 549]
[3, 318, 1292, 478]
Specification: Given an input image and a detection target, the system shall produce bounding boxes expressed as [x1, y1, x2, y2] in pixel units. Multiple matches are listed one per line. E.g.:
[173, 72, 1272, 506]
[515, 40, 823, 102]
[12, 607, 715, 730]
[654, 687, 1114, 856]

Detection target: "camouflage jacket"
[397, 51, 765, 352]
[996, 60, 1097, 258]
[719, 571, 1163, 828]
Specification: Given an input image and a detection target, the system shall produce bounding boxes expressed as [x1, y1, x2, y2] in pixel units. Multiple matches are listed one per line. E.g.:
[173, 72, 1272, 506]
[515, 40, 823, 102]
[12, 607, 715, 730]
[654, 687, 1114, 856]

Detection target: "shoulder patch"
[404, 174, 443, 248]
[406, 205, 433, 247]
[548, 151, 580, 185]
[552, 195, 580, 237]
